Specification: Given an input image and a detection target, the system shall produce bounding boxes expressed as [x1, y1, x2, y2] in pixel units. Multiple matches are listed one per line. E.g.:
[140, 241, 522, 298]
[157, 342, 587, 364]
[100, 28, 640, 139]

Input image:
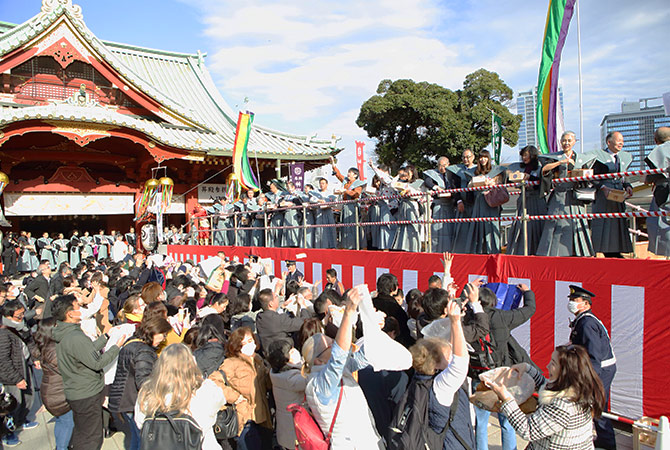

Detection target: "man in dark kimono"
[591, 131, 633, 258]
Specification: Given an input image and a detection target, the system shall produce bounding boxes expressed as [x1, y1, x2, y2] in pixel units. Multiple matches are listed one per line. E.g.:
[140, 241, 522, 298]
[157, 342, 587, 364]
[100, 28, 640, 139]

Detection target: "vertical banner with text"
[355, 141, 366, 180]
[289, 162, 305, 191]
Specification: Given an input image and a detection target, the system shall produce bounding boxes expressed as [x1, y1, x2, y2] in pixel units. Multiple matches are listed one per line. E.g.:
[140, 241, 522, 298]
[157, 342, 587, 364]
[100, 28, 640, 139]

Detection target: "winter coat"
[484, 290, 536, 367]
[269, 364, 308, 448]
[52, 321, 120, 401]
[219, 353, 272, 435]
[194, 341, 226, 377]
[500, 365, 595, 450]
[255, 309, 305, 354]
[39, 340, 70, 417]
[0, 324, 38, 385]
[108, 337, 158, 413]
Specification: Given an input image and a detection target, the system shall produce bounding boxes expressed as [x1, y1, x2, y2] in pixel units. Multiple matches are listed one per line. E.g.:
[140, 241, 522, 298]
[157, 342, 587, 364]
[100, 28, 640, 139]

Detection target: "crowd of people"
[0, 247, 617, 450]
[185, 127, 670, 259]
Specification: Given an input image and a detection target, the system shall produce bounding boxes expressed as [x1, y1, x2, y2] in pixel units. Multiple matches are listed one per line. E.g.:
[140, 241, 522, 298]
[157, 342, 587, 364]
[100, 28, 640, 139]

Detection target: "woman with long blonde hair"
[134, 343, 227, 450]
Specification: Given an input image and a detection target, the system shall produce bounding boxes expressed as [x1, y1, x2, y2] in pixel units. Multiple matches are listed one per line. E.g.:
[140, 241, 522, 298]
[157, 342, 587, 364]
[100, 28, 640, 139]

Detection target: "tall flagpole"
[576, 0, 584, 152]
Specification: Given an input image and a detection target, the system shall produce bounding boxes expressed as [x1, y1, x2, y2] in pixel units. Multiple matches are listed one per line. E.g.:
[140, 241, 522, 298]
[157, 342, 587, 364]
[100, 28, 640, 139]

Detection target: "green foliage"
[356, 69, 522, 171]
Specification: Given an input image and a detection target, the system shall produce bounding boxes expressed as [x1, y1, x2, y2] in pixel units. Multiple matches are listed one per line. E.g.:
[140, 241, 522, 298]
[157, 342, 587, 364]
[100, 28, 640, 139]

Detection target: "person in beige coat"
[217, 326, 272, 436]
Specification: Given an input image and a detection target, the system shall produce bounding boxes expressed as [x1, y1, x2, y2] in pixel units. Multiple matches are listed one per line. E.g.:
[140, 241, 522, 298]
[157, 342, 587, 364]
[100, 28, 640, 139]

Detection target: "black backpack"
[468, 332, 496, 379]
[140, 411, 203, 450]
[387, 375, 471, 450]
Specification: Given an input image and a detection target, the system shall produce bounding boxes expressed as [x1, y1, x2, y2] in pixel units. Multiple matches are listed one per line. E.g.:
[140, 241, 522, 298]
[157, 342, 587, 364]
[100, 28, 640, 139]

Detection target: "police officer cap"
[568, 285, 595, 299]
[285, 260, 296, 266]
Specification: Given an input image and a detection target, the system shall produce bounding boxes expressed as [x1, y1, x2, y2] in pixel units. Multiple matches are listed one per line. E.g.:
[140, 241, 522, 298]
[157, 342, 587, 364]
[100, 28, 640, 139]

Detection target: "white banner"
[198, 184, 226, 204]
[5, 193, 134, 216]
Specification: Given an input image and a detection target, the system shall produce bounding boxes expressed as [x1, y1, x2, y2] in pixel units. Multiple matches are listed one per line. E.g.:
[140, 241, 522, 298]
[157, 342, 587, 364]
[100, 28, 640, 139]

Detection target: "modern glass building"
[516, 86, 564, 149]
[600, 98, 670, 170]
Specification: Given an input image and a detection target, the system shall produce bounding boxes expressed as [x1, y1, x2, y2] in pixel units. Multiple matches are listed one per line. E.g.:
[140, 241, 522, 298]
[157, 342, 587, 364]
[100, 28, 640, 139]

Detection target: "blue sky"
[2, 0, 669, 170]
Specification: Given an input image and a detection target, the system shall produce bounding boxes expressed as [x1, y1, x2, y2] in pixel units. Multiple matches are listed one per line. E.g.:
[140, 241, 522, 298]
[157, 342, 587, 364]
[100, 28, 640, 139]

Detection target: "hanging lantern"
[141, 223, 157, 251]
[158, 176, 174, 211]
[0, 171, 8, 196]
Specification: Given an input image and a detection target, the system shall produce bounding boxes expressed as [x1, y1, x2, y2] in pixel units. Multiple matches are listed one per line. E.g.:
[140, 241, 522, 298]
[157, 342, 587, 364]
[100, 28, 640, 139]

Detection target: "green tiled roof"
[0, 5, 342, 160]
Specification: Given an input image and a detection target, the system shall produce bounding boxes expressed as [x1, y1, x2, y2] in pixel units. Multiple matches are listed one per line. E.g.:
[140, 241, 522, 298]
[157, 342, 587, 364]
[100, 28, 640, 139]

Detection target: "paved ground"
[10, 408, 637, 449]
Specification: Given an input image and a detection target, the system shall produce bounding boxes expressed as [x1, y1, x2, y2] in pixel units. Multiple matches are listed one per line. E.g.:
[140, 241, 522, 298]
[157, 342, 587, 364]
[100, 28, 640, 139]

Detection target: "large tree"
[356, 69, 521, 172]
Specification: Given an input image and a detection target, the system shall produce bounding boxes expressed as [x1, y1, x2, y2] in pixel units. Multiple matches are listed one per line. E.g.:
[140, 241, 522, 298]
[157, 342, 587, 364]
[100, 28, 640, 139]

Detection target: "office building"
[516, 86, 564, 148]
[600, 98, 670, 170]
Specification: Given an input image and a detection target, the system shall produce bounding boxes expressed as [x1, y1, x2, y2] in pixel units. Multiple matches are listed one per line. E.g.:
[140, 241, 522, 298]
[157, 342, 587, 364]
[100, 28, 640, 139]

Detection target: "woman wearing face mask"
[218, 326, 272, 437]
[487, 345, 606, 450]
[108, 317, 173, 450]
[0, 300, 40, 446]
[267, 340, 307, 450]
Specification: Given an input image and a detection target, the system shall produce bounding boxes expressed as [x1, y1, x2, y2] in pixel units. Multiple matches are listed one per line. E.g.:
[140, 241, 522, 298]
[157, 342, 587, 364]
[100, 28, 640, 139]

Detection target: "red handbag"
[287, 381, 344, 450]
[484, 187, 510, 207]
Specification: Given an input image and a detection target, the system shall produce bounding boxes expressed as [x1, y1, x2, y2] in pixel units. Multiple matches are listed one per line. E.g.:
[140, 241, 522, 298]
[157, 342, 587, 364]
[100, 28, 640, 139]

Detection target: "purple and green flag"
[536, 0, 576, 154]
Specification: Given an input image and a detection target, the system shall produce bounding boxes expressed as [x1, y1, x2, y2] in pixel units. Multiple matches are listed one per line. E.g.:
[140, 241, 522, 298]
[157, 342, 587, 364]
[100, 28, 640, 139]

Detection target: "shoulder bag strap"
[325, 380, 344, 443]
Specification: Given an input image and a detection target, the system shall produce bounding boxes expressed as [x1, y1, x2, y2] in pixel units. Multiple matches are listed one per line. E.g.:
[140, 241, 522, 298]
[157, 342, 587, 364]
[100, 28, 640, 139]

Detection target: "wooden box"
[606, 188, 626, 203]
[470, 175, 488, 187]
[508, 171, 525, 182]
[568, 168, 593, 178]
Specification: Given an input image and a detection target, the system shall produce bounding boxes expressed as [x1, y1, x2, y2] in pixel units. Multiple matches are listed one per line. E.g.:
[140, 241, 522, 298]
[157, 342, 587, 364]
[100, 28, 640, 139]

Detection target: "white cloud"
[183, 0, 670, 159]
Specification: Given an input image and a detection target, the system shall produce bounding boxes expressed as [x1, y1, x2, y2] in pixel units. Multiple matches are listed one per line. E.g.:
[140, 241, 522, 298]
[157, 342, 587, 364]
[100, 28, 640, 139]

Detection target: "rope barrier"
[191, 167, 669, 222]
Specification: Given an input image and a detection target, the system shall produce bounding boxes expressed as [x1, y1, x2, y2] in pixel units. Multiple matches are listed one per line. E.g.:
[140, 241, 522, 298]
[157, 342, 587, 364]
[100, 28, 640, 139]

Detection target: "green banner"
[492, 112, 503, 164]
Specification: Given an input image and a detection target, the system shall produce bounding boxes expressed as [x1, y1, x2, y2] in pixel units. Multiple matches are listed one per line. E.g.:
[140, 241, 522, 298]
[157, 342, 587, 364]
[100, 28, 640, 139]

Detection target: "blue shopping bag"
[484, 283, 523, 310]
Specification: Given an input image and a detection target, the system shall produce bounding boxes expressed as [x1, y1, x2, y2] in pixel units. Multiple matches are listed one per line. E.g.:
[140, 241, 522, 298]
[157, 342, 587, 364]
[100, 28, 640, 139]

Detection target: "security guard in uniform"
[568, 285, 617, 450]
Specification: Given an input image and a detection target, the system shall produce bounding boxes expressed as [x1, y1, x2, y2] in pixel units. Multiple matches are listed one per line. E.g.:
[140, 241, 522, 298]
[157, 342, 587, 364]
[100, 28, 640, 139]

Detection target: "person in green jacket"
[51, 295, 127, 450]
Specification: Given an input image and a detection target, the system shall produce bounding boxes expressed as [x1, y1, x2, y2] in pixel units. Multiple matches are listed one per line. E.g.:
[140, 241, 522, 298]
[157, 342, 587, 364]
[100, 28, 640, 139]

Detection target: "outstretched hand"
[345, 285, 363, 311]
[442, 252, 454, 272]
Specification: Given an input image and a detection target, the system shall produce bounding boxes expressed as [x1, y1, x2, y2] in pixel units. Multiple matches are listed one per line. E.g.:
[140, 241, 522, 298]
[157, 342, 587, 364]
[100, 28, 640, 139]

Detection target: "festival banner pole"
[576, 0, 584, 152]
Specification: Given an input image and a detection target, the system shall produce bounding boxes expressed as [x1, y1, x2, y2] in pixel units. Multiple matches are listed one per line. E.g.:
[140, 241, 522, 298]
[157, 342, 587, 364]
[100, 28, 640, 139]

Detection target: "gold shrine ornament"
[158, 176, 174, 187]
[144, 178, 159, 190]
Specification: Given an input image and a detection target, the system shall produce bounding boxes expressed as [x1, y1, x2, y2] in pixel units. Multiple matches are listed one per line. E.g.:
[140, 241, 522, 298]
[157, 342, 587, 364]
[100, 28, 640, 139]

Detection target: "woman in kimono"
[37, 232, 56, 268]
[423, 157, 456, 253]
[80, 231, 94, 260]
[69, 230, 82, 268]
[232, 197, 251, 246]
[536, 131, 595, 257]
[301, 184, 316, 248]
[367, 162, 397, 251]
[18, 231, 39, 273]
[450, 149, 478, 253]
[250, 193, 267, 247]
[266, 180, 286, 247]
[331, 157, 365, 249]
[507, 146, 548, 255]
[54, 233, 70, 266]
[313, 178, 337, 249]
[281, 182, 303, 248]
[392, 164, 423, 252]
[453, 150, 506, 254]
[95, 230, 109, 260]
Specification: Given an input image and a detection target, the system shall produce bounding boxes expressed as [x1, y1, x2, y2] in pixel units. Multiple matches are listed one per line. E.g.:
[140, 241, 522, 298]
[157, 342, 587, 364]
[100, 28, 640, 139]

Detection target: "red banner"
[167, 245, 670, 419]
[355, 140, 365, 181]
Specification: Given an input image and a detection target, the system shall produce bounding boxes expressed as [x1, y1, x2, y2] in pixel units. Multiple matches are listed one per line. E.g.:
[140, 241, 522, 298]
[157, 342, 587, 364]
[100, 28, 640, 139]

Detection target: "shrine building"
[0, 0, 341, 235]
